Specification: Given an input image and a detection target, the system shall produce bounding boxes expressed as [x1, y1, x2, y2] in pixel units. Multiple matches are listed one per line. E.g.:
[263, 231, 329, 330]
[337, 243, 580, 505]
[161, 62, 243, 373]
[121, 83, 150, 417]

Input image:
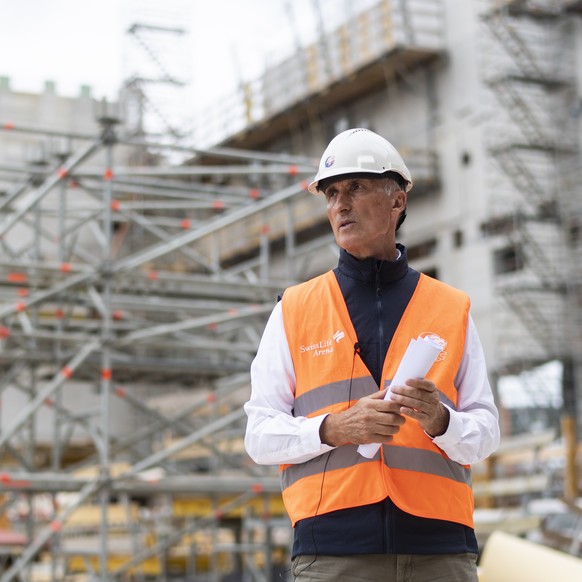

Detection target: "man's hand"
[389, 378, 450, 437]
[320, 389, 404, 447]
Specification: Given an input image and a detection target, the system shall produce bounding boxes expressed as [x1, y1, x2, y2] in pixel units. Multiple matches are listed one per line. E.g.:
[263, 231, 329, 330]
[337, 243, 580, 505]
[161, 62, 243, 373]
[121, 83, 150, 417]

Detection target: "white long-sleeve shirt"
[244, 301, 500, 467]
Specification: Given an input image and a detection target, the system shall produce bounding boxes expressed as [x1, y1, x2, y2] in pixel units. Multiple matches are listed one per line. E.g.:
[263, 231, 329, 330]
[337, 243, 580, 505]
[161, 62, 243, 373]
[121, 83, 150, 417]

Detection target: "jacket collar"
[337, 244, 409, 286]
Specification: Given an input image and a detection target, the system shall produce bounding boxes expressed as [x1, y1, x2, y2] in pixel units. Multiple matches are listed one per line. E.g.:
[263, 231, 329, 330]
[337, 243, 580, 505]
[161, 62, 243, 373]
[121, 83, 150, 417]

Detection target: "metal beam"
[0, 138, 102, 238]
[112, 181, 306, 273]
[0, 341, 100, 450]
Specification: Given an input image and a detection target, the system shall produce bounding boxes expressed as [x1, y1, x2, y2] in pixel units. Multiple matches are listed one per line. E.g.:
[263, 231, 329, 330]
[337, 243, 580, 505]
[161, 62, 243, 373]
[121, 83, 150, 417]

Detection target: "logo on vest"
[300, 330, 345, 357]
[419, 332, 448, 362]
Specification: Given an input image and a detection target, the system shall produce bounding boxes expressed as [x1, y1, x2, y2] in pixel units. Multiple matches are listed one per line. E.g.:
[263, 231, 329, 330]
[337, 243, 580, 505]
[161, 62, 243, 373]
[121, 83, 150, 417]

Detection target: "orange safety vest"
[280, 270, 474, 528]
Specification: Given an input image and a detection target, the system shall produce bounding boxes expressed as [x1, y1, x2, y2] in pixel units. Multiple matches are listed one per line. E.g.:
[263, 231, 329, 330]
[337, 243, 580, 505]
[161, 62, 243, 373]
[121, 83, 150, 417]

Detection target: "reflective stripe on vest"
[281, 445, 471, 490]
[293, 376, 458, 419]
[280, 271, 474, 528]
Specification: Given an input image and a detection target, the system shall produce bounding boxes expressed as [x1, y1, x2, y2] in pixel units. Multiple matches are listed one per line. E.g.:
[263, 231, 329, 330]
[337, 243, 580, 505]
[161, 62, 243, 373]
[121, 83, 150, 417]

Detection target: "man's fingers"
[369, 419, 402, 440]
[399, 406, 427, 420]
[401, 378, 436, 393]
[381, 412, 405, 427]
[391, 390, 432, 411]
[391, 382, 439, 411]
[368, 388, 389, 400]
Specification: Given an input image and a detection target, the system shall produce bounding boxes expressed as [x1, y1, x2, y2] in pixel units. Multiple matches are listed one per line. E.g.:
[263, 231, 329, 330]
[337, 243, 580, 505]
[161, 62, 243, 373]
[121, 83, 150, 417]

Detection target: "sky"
[3, 0, 126, 99]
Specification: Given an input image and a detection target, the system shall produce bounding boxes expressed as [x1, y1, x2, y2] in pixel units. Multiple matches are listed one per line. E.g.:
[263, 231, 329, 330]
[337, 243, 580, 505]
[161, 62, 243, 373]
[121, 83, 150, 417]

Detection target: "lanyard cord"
[292, 341, 360, 580]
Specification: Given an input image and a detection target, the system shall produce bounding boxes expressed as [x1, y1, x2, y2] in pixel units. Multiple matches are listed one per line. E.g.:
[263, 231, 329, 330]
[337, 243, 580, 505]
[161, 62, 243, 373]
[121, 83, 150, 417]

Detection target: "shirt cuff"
[313, 413, 336, 453]
[431, 405, 463, 448]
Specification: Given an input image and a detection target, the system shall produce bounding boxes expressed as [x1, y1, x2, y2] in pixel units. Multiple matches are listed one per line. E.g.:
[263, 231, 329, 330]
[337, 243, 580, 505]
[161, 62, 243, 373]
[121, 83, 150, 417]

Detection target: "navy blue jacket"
[292, 246, 478, 558]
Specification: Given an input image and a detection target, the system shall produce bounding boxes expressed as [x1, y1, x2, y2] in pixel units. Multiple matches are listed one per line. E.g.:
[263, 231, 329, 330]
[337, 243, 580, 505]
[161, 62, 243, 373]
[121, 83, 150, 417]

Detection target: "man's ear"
[392, 190, 407, 231]
[392, 190, 407, 212]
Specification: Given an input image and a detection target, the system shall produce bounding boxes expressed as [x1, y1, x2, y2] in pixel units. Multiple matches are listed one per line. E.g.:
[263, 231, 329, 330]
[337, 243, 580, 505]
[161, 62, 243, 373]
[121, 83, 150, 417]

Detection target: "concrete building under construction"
[0, 0, 582, 580]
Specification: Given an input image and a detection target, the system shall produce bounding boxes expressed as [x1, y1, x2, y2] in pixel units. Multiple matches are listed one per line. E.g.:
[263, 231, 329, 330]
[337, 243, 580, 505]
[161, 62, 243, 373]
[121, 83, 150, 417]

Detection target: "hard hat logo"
[308, 128, 413, 195]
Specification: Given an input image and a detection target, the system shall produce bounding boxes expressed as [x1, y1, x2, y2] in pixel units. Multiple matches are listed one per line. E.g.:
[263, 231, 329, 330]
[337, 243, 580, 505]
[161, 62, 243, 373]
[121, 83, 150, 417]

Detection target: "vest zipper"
[376, 262, 393, 553]
[375, 262, 384, 385]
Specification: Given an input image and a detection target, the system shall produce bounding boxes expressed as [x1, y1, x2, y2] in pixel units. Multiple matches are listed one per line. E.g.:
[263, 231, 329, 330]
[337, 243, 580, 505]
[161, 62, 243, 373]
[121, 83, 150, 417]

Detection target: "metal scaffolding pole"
[98, 118, 116, 581]
[0, 340, 100, 449]
[0, 138, 103, 238]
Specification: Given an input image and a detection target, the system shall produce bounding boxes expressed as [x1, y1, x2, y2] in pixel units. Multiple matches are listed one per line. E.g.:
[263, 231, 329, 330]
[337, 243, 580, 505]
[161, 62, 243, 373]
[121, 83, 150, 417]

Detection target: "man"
[244, 128, 500, 581]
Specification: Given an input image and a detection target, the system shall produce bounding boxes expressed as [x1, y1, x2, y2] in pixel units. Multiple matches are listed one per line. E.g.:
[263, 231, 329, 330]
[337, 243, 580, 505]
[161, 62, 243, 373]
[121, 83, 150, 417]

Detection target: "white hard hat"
[308, 128, 412, 195]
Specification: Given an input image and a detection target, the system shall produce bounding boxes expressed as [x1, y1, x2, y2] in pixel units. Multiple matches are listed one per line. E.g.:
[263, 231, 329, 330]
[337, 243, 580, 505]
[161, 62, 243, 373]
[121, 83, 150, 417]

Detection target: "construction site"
[0, 0, 582, 580]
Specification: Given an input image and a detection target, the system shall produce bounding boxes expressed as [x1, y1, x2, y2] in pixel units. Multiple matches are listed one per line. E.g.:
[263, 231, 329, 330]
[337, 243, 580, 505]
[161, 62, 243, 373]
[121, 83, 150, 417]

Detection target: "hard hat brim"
[308, 168, 412, 195]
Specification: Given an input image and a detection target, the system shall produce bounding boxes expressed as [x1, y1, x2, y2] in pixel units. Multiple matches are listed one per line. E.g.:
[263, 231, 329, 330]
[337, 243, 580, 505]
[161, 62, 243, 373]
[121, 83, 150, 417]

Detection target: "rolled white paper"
[357, 335, 443, 458]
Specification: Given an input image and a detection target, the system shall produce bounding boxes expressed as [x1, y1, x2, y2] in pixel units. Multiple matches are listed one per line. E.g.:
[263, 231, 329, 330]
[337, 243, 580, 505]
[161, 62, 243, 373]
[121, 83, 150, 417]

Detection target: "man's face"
[323, 177, 405, 260]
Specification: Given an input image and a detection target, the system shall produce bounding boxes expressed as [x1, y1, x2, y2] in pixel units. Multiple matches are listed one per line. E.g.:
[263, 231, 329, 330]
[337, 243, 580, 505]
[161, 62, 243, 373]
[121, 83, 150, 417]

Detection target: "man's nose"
[333, 190, 351, 209]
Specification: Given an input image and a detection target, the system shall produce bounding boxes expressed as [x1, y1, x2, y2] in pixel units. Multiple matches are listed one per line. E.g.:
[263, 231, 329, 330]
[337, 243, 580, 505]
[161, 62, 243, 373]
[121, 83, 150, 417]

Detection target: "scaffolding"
[480, 0, 582, 489]
[0, 108, 324, 580]
[120, 0, 191, 147]
[0, 1, 451, 580]
[189, 0, 446, 149]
